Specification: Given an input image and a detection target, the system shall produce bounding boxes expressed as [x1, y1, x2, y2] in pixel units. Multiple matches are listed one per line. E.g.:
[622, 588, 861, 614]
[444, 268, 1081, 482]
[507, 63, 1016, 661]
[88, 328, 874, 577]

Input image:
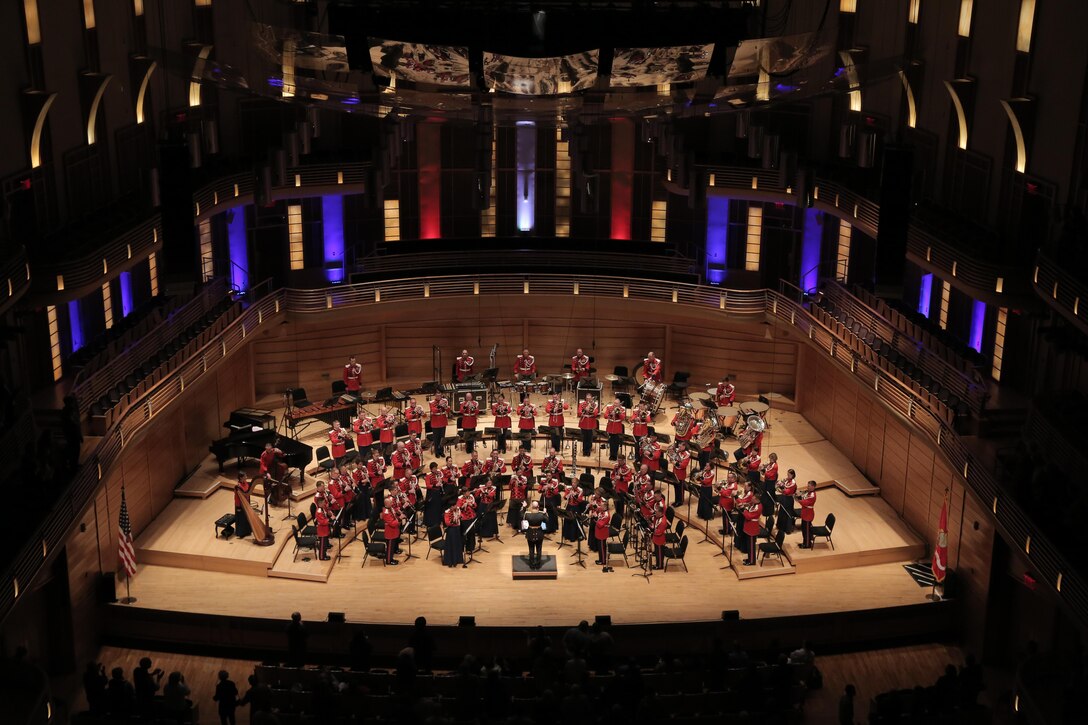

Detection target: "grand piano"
[210, 410, 313, 482]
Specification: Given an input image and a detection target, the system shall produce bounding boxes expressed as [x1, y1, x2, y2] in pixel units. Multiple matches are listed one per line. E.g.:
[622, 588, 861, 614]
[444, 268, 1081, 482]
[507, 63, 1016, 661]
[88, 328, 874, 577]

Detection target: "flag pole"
[120, 573, 137, 605]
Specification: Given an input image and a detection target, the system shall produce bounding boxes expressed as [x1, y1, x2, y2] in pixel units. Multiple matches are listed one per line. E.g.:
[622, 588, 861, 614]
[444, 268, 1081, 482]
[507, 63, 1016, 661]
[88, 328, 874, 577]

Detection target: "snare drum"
[533, 381, 551, 395]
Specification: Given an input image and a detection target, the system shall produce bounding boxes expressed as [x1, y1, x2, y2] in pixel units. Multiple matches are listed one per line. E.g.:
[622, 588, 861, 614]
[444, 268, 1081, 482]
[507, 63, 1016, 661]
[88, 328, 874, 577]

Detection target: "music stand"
[632, 518, 653, 582]
[720, 512, 740, 572]
[402, 508, 420, 561]
[462, 516, 480, 567]
[554, 506, 571, 549]
[683, 478, 699, 522]
[565, 509, 588, 569]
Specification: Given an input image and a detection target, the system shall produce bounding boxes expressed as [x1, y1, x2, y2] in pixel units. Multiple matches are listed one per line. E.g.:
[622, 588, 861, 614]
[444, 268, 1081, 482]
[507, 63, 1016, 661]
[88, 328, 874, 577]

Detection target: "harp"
[240, 477, 275, 546]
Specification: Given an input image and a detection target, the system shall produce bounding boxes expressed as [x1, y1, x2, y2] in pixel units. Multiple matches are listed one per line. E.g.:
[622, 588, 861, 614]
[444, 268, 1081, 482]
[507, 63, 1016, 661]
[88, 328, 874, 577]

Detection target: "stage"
[124, 394, 932, 628]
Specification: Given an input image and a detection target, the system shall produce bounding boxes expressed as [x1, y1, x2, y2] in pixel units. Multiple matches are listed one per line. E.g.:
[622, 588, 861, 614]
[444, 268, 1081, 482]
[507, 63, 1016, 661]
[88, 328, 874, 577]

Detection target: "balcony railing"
[0, 245, 31, 316]
[192, 162, 371, 222]
[1033, 251, 1088, 335]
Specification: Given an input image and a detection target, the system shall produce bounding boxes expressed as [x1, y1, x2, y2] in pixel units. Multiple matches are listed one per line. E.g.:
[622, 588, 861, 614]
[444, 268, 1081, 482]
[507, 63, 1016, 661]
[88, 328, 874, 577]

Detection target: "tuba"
[674, 405, 694, 437]
[695, 415, 721, 449]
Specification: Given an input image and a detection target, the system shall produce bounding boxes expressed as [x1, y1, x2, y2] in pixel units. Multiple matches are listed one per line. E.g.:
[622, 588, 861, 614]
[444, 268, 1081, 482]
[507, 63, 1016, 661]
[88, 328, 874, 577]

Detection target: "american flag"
[118, 487, 137, 579]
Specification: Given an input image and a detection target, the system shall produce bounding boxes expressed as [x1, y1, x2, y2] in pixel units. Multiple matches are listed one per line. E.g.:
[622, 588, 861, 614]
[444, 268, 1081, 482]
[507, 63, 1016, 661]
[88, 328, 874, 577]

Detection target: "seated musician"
[455, 349, 475, 382]
[716, 376, 737, 408]
[459, 392, 480, 454]
[514, 348, 537, 382]
[491, 393, 512, 454]
[404, 398, 425, 438]
[571, 348, 591, 382]
[329, 421, 348, 462]
[545, 394, 568, 453]
[642, 351, 663, 384]
[343, 355, 362, 393]
[233, 472, 253, 539]
[353, 412, 375, 458]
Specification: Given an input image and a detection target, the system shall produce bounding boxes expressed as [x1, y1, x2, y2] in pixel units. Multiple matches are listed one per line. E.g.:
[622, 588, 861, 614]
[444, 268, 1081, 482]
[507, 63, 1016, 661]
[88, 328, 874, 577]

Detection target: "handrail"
[71, 278, 230, 413]
[353, 249, 699, 280]
[1033, 251, 1088, 334]
[0, 245, 31, 316]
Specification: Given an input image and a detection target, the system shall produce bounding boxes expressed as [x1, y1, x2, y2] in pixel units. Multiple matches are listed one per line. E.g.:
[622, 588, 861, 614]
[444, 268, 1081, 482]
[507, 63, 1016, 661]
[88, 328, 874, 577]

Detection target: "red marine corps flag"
[931, 491, 949, 591]
[118, 487, 138, 604]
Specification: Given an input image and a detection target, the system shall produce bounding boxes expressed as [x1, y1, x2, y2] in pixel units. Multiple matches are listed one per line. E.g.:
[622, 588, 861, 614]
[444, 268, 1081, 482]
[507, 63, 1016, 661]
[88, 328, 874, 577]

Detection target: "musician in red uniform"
[404, 398, 425, 437]
[775, 468, 798, 534]
[629, 401, 651, 451]
[455, 349, 475, 382]
[457, 490, 478, 555]
[541, 448, 565, 479]
[233, 472, 253, 539]
[353, 412, 375, 458]
[343, 355, 362, 393]
[329, 421, 348, 461]
[604, 396, 626, 462]
[391, 442, 412, 480]
[440, 456, 460, 491]
[475, 478, 500, 539]
[642, 351, 663, 383]
[381, 496, 403, 564]
[571, 348, 591, 382]
[716, 376, 736, 408]
[744, 448, 762, 486]
[798, 480, 817, 549]
[545, 394, 569, 452]
[366, 448, 387, 488]
[483, 450, 507, 478]
[491, 393, 513, 454]
[517, 398, 537, 442]
[259, 442, 286, 480]
[610, 455, 634, 496]
[652, 504, 668, 569]
[514, 348, 537, 381]
[717, 472, 739, 535]
[594, 499, 614, 572]
[670, 442, 692, 506]
[511, 446, 534, 478]
[671, 403, 696, 444]
[315, 503, 332, 560]
[429, 394, 451, 458]
[377, 407, 397, 457]
[742, 498, 763, 565]
[759, 451, 780, 529]
[459, 392, 480, 454]
[694, 461, 715, 521]
[640, 434, 662, 472]
[507, 471, 529, 531]
[577, 394, 599, 457]
[460, 451, 484, 487]
[406, 434, 423, 471]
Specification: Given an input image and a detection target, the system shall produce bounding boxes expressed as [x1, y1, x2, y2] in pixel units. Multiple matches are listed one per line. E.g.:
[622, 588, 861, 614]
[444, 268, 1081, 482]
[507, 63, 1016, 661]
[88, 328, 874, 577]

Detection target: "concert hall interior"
[1, 1, 1087, 724]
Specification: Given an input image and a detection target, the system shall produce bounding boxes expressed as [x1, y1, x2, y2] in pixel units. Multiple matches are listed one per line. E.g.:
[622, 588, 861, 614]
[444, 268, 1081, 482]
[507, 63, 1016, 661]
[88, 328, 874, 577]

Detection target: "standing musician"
[404, 398, 426, 438]
[521, 501, 548, 570]
[604, 396, 627, 461]
[545, 394, 569, 453]
[640, 434, 662, 473]
[380, 496, 404, 565]
[571, 348, 591, 382]
[439, 456, 460, 492]
[315, 502, 332, 560]
[671, 402, 696, 445]
[233, 472, 253, 539]
[366, 448, 388, 489]
[775, 468, 798, 534]
[717, 472, 740, 535]
[423, 463, 446, 529]
[429, 394, 451, 458]
[610, 455, 634, 496]
[377, 407, 397, 457]
[695, 461, 716, 521]
[391, 442, 412, 480]
[491, 393, 513, 454]
[475, 477, 499, 539]
[798, 480, 817, 549]
[562, 479, 586, 542]
[742, 497, 763, 566]
[460, 451, 485, 487]
[259, 442, 286, 481]
[642, 351, 663, 384]
[511, 446, 534, 478]
[483, 449, 507, 477]
[517, 398, 537, 439]
[577, 394, 600, 457]
[455, 349, 475, 382]
[742, 447, 762, 486]
[353, 412, 376, 458]
[457, 490, 478, 555]
[350, 461, 372, 522]
[343, 355, 362, 393]
[716, 376, 737, 408]
[507, 471, 529, 531]
[405, 434, 423, 471]
[538, 473, 562, 534]
[442, 502, 465, 568]
[541, 448, 565, 479]
[636, 471, 656, 520]
[592, 496, 614, 572]
[669, 442, 693, 506]
[329, 420, 348, 462]
[514, 348, 538, 381]
[630, 401, 652, 452]
[651, 504, 668, 570]
[459, 392, 480, 454]
[760, 451, 780, 529]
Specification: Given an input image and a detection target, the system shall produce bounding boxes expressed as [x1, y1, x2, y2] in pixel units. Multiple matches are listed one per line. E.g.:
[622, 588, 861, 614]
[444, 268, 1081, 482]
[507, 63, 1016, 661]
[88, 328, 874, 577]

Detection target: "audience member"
[407, 615, 436, 672]
[81, 662, 107, 716]
[105, 666, 135, 716]
[286, 611, 308, 666]
[132, 655, 163, 715]
[213, 670, 240, 725]
[239, 673, 272, 716]
[162, 671, 192, 717]
[838, 683, 856, 725]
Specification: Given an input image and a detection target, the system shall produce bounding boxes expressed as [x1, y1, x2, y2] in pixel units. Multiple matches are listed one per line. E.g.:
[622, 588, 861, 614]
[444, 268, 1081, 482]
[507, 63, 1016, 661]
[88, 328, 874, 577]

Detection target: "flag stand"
[925, 583, 941, 602]
[119, 574, 137, 605]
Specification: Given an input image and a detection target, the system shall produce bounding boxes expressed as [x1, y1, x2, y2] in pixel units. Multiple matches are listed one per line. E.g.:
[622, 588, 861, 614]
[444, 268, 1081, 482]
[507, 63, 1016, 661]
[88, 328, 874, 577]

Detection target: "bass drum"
[640, 381, 667, 410]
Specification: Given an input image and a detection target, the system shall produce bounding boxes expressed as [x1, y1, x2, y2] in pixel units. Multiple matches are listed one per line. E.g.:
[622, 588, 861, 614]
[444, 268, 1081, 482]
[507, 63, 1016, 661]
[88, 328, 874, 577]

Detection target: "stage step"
[785, 541, 926, 575]
[816, 477, 880, 497]
[268, 523, 369, 582]
[734, 560, 796, 579]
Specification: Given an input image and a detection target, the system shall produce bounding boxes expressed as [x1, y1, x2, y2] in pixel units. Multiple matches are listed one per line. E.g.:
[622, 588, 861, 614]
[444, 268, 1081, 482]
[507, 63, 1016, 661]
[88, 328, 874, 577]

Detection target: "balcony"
[0, 245, 31, 316]
[1033, 250, 1088, 336]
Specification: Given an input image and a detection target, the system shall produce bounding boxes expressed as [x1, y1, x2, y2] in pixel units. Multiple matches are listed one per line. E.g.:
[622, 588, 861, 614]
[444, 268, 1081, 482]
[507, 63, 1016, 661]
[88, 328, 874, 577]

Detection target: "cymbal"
[604, 374, 621, 382]
[360, 391, 376, 399]
[687, 391, 711, 401]
[560, 373, 574, 380]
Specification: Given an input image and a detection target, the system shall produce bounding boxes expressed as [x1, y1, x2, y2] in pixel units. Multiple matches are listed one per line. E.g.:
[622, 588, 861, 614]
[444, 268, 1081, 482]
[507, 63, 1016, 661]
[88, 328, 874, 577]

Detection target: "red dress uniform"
[458, 495, 477, 523]
[571, 354, 591, 381]
[517, 402, 537, 431]
[514, 354, 537, 377]
[641, 441, 662, 472]
[366, 456, 387, 486]
[642, 357, 663, 383]
[460, 400, 480, 429]
[378, 414, 396, 445]
[779, 478, 797, 498]
[735, 488, 755, 509]
[604, 404, 626, 435]
[630, 408, 651, 438]
[595, 511, 611, 541]
[329, 428, 347, 458]
[406, 440, 422, 471]
[381, 507, 401, 562]
[674, 451, 692, 482]
[440, 463, 459, 487]
[455, 354, 474, 382]
[429, 398, 450, 428]
[762, 460, 779, 486]
[461, 458, 484, 480]
[638, 488, 656, 518]
[340, 475, 356, 506]
[578, 401, 599, 430]
[511, 451, 534, 477]
[234, 478, 251, 508]
[353, 416, 375, 448]
[259, 447, 284, 478]
[799, 490, 816, 522]
[343, 362, 362, 392]
[742, 502, 762, 564]
[315, 509, 331, 537]
[491, 401, 512, 429]
[610, 463, 634, 494]
[564, 486, 585, 509]
[424, 471, 442, 492]
[509, 475, 528, 500]
[483, 456, 507, 476]
[652, 514, 668, 546]
[396, 476, 418, 506]
[719, 480, 738, 513]
[746, 451, 762, 475]
[477, 484, 497, 507]
[671, 412, 694, 442]
[327, 479, 346, 511]
[392, 450, 412, 480]
[404, 404, 425, 436]
[541, 454, 564, 477]
[716, 382, 736, 408]
[546, 399, 568, 427]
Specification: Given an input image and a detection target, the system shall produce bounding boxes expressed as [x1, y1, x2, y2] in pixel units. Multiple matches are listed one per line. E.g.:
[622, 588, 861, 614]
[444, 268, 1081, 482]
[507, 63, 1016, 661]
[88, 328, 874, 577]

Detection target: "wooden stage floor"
[128, 396, 932, 627]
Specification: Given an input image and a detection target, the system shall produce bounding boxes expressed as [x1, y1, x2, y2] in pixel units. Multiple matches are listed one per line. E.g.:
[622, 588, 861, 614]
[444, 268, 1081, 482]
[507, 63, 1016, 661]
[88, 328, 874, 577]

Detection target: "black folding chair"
[810, 513, 836, 549]
[662, 535, 689, 573]
[759, 529, 786, 567]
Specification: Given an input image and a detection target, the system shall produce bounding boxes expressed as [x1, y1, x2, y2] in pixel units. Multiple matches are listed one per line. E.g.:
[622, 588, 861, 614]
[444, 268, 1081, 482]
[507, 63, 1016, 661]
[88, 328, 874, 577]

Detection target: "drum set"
[685, 389, 769, 444]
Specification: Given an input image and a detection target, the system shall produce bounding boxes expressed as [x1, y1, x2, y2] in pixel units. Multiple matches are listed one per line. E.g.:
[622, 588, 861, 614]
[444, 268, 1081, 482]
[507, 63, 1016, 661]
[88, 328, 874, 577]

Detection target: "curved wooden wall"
[252, 295, 798, 399]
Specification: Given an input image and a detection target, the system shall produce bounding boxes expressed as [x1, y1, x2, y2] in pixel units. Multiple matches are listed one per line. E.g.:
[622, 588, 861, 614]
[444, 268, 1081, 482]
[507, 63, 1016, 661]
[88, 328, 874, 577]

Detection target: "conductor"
[521, 500, 549, 569]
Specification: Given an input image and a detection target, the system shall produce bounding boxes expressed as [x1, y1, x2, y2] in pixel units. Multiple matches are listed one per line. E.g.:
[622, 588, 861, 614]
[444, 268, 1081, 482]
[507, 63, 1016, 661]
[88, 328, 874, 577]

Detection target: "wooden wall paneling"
[830, 379, 857, 452]
[851, 396, 871, 468]
[669, 325, 798, 395]
[879, 417, 909, 516]
[65, 502, 106, 666]
[120, 443, 152, 535]
[903, 434, 936, 535]
[866, 405, 887, 486]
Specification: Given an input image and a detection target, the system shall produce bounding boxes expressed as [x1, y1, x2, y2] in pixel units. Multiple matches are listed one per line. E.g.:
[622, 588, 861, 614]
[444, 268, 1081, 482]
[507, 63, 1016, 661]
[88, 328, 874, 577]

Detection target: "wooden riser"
[136, 547, 276, 578]
[734, 561, 796, 579]
[267, 523, 369, 583]
[787, 542, 927, 575]
[815, 478, 881, 497]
